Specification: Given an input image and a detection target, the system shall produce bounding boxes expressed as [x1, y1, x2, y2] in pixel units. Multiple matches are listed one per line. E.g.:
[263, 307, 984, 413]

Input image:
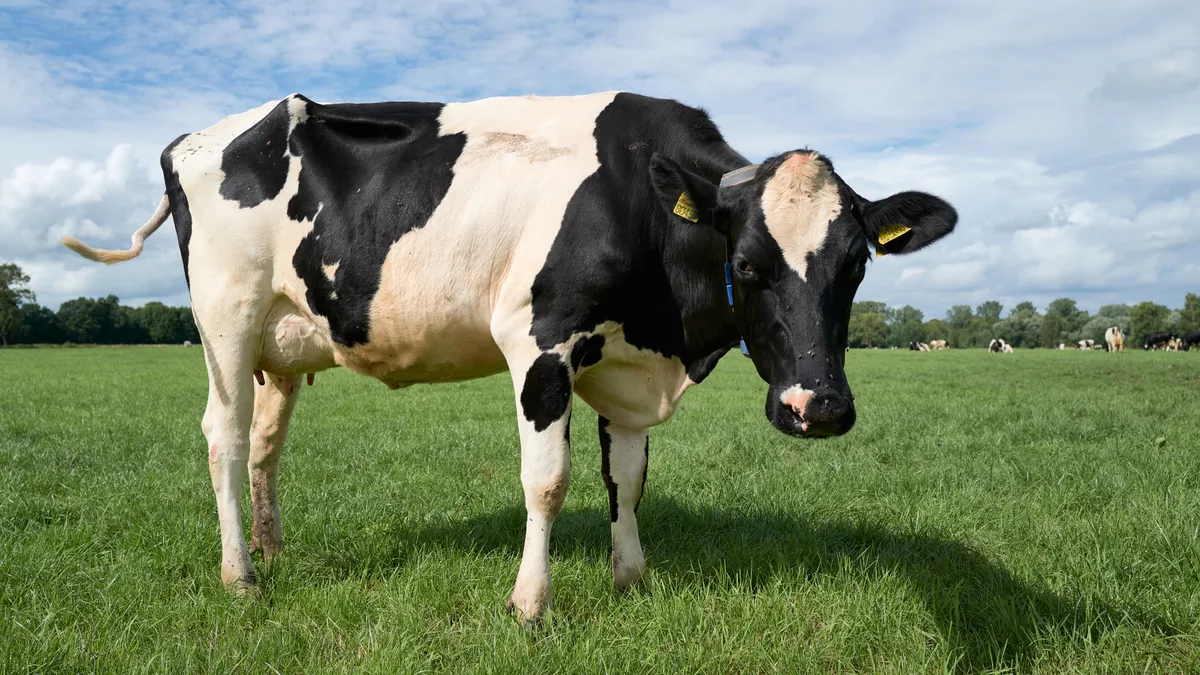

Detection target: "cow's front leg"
[506, 350, 574, 622]
[599, 417, 648, 588]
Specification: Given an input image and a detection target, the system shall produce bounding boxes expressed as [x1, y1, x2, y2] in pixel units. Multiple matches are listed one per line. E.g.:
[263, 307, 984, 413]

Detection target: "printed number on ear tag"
[673, 192, 699, 222]
[876, 223, 912, 257]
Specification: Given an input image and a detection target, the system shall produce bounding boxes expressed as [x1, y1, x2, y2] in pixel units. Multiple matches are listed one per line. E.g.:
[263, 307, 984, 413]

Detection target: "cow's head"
[651, 150, 956, 438]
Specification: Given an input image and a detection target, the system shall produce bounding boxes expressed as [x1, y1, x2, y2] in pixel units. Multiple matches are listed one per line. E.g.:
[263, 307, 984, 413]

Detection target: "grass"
[1, 346, 1199, 673]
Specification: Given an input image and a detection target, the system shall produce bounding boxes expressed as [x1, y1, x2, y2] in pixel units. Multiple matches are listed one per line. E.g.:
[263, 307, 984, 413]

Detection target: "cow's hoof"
[248, 535, 282, 561]
[612, 549, 646, 589]
[225, 577, 261, 599]
[506, 590, 549, 626]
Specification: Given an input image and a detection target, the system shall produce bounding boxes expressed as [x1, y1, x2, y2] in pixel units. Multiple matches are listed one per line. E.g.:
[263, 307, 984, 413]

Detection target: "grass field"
[2, 347, 1199, 673]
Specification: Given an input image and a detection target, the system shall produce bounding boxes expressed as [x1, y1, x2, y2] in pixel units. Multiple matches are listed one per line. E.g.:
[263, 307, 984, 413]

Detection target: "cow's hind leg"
[599, 417, 648, 588]
[248, 373, 301, 559]
[504, 348, 575, 622]
[194, 293, 266, 595]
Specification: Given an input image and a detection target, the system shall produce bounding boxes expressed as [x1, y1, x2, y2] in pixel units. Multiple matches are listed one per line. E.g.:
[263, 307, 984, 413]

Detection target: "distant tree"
[1080, 304, 1132, 343]
[17, 304, 64, 344]
[1045, 297, 1088, 340]
[921, 319, 947, 343]
[848, 301, 889, 347]
[1129, 301, 1170, 344]
[994, 302, 1043, 347]
[1167, 310, 1182, 332]
[0, 263, 36, 346]
[1039, 313, 1063, 348]
[975, 301, 1004, 324]
[133, 302, 189, 343]
[1179, 293, 1200, 334]
[887, 305, 924, 347]
[945, 305, 975, 347]
[57, 295, 124, 344]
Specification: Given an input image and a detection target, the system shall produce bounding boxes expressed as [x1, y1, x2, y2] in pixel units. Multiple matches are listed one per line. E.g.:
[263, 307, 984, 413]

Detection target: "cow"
[989, 338, 1013, 353]
[1077, 339, 1095, 350]
[60, 92, 956, 621]
[1056, 343, 1066, 350]
[1165, 337, 1182, 351]
[928, 339, 948, 350]
[909, 341, 930, 352]
[1182, 332, 1200, 351]
[1143, 332, 1174, 350]
[1104, 327, 1124, 352]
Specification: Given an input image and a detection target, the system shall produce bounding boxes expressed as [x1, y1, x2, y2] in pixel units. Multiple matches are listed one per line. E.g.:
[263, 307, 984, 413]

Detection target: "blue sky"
[1, 0, 1198, 318]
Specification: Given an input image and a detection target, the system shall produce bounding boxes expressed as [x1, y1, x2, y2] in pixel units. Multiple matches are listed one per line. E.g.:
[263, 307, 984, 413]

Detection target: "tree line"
[2, 261, 1197, 349]
[848, 295, 1200, 349]
[0, 263, 200, 346]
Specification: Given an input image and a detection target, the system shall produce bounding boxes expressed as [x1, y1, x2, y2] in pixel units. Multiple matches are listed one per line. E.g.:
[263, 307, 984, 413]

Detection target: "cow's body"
[989, 338, 1013, 353]
[1182, 332, 1200, 351]
[1143, 332, 1174, 350]
[909, 341, 930, 352]
[1104, 327, 1124, 352]
[64, 91, 956, 620]
[1077, 339, 1095, 350]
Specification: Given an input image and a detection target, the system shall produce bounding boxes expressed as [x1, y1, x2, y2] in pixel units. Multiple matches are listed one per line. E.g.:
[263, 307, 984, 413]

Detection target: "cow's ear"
[861, 191, 957, 256]
[649, 153, 721, 232]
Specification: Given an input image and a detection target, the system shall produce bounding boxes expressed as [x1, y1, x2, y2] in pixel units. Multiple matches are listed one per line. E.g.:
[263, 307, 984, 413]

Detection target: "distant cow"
[1104, 327, 1124, 352]
[929, 339, 948, 350]
[909, 341, 930, 352]
[1056, 343, 1066, 350]
[989, 338, 1012, 353]
[1165, 337, 1182, 351]
[1077, 339, 1095, 350]
[1182, 332, 1200, 351]
[1143, 332, 1174, 350]
[183, 340, 193, 348]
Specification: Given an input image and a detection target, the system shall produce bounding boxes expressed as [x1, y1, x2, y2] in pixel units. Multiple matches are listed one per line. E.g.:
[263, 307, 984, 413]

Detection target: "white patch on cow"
[571, 321, 694, 429]
[760, 152, 842, 281]
[778, 384, 815, 424]
[345, 92, 620, 387]
[321, 262, 338, 282]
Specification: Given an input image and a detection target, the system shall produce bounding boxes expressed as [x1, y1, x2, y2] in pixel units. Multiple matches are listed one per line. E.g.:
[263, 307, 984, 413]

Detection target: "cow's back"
[166, 93, 622, 386]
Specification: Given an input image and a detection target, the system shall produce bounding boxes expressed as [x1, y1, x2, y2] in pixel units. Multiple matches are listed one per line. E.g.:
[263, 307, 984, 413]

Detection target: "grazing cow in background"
[1165, 337, 1182, 351]
[60, 92, 957, 620]
[1182, 332, 1200, 351]
[1077, 339, 1095, 350]
[1056, 343, 1066, 350]
[1143, 332, 1174, 350]
[909, 341, 931, 352]
[989, 339, 1012, 353]
[929, 339, 948, 350]
[1104, 327, 1124, 352]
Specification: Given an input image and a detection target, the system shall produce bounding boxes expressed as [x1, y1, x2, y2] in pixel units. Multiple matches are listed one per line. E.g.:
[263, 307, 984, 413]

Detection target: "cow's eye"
[735, 259, 755, 275]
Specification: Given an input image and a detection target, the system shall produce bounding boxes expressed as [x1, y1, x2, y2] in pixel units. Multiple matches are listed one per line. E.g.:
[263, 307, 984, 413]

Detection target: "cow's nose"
[800, 392, 855, 438]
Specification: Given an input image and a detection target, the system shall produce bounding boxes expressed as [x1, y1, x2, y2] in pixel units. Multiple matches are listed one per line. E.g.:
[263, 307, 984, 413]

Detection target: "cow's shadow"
[318, 497, 1175, 672]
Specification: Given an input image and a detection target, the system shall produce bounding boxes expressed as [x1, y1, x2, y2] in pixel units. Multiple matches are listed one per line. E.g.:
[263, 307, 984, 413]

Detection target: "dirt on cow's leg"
[248, 373, 301, 560]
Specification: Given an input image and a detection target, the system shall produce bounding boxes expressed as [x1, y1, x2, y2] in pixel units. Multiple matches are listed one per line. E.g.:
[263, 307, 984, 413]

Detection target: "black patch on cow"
[219, 100, 292, 208]
[598, 416, 618, 523]
[528, 93, 746, 380]
[160, 134, 193, 287]
[570, 335, 605, 371]
[520, 352, 572, 433]
[284, 97, 466, 346]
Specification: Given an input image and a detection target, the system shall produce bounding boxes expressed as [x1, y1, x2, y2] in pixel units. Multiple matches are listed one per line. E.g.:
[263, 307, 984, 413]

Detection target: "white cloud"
[0, 0, 1198, 316]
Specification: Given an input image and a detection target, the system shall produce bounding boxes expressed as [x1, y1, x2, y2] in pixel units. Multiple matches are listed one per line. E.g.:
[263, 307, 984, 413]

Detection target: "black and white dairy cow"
[63, 92, 956, 620]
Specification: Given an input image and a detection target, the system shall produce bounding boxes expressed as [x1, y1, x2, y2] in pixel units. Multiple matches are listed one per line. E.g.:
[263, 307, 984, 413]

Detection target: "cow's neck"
[657, 211, 742, 384]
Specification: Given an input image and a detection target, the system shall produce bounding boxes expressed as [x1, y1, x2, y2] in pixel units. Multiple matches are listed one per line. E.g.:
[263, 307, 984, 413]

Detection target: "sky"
[1, 0, 1198, 318]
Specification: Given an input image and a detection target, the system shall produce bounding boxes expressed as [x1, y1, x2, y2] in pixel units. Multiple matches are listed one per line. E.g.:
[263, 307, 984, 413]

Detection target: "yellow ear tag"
[875, 223, 912, 257]
[673, 192, 699, 222]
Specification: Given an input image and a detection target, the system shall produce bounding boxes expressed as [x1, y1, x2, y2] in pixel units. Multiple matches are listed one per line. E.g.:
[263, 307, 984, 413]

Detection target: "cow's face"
[651, 150, 956, 438]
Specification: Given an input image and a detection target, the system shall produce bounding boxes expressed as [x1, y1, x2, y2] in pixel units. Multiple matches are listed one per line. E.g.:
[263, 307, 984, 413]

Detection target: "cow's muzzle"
[768, 385, 856, 439]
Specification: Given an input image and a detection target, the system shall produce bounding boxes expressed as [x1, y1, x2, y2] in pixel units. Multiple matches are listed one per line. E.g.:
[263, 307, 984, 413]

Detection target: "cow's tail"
[61, 194, 171, 264]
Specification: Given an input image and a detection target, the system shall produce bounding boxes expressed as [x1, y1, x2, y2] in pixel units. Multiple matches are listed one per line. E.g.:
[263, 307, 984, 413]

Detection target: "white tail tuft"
[61, 195, 171, 265]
